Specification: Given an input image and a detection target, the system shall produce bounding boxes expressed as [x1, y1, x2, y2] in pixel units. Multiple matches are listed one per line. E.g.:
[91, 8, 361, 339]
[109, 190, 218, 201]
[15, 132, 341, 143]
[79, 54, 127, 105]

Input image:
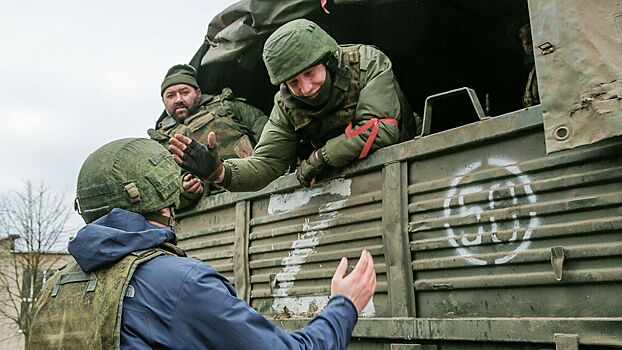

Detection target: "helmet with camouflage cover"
[75, 138, 181, 224]
[262, 18, 339, 85]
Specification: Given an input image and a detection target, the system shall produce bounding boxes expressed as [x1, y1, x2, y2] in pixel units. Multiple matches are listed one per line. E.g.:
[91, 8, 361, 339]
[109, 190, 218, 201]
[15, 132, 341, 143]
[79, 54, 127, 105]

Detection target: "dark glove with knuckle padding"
[296, 150, 328, 187]
[181, 140, 223, 182]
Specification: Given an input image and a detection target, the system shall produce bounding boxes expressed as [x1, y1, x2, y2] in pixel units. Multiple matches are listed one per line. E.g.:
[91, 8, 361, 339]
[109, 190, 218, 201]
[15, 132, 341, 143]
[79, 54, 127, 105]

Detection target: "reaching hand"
[330, 250, 377, 314]
[296, 150, 328, 187]
[169, 133, 224, 182]
[182, 173, 204, 195]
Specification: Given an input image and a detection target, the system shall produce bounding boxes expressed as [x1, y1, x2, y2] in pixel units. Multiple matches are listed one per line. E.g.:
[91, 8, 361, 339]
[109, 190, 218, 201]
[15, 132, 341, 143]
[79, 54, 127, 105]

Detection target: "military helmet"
[262, 19, 339, 85]
[75, 138, 181, 223]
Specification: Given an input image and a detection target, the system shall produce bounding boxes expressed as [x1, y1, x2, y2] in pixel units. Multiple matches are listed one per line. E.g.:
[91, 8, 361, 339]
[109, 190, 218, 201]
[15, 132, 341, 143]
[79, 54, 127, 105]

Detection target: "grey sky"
[0, 0, 238, 232]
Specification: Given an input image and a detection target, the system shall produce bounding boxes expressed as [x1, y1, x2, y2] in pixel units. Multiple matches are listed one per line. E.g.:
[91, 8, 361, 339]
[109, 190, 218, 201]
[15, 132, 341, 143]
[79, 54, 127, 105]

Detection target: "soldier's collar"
[332, 47, 350, 92]
[196, 94, 215, 106]
[161, 94, 214, 129]
[160, 115, 178, 130]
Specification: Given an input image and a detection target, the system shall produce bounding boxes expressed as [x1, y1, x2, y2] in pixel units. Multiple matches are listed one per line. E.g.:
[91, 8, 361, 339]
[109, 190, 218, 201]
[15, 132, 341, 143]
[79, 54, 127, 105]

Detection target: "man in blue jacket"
[27, 138, 376, 350]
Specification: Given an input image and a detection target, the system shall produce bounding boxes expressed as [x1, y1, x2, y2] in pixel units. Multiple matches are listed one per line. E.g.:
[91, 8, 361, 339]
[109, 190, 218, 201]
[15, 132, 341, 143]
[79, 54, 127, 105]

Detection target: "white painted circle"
[443, 158, 540, 265]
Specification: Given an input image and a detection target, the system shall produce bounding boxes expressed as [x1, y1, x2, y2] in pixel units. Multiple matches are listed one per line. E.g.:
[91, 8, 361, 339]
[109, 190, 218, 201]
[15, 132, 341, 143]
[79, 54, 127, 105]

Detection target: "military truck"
[176, 0, 622, 348]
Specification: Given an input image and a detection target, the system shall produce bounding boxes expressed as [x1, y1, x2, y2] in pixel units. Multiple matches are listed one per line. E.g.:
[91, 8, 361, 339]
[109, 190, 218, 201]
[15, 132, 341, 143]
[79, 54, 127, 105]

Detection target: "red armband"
[321, 0, 330, 14]
[345, 117, 398, 159]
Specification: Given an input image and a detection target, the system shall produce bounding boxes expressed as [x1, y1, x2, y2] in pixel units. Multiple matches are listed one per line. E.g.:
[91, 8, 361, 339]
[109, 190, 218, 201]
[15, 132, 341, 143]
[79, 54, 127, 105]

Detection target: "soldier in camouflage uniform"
[169, 19, 419, 191]
[148, 64, 268, 205]
[518, 23, 540, 107]
[28, 137, 376, 350]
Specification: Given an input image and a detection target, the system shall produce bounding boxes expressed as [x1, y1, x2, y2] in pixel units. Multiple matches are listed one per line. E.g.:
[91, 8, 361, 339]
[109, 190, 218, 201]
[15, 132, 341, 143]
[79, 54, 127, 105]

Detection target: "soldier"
[169, 19, 419, 190]
[28, 138, 376, 350]
[148, 64, 268, 205]
[518, 23, 540, 107]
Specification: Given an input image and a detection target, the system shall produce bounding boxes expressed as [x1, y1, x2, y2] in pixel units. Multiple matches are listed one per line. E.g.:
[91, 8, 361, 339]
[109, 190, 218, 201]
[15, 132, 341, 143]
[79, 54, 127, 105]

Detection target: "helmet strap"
[325, 54, 339, 74]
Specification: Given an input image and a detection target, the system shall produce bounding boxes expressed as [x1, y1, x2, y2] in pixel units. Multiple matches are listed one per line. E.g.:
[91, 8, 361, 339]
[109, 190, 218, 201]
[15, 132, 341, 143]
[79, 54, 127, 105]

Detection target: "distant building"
[0, 235, 71, 350]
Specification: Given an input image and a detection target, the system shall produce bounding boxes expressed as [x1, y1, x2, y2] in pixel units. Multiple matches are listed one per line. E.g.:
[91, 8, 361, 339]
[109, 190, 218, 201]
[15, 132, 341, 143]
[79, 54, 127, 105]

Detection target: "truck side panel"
[176, 107, 622, 348]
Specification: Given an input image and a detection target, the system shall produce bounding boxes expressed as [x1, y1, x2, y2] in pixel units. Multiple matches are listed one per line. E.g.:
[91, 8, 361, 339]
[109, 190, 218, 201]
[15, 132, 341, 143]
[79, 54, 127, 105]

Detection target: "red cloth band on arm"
[321, 0, 330, 14]
[345, 117, 398, 159]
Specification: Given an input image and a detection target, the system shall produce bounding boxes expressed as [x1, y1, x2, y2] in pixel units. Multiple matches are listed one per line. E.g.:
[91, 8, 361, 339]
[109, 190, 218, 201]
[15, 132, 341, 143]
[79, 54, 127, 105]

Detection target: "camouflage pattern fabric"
[28, 246, 184, 350]
[149, 88, 268, 161]
[149, 88, 267, 207]
[222, 45, 418, 192]
[75, 138, 181, 223]
[263, 19, 339, 85]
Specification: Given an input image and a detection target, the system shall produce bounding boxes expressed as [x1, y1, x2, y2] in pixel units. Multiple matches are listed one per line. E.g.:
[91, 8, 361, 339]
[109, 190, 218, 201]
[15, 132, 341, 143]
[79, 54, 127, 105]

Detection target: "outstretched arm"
[169, 132, 224, 183]
[331, 250, 377, 313]
[172, 250, 376, 350]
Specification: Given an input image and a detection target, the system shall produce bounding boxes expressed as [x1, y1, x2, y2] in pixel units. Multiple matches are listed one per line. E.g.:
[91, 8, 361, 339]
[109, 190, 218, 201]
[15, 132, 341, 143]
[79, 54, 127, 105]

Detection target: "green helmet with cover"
[75, 138, 181, 224]
[262, 18, 339, 85]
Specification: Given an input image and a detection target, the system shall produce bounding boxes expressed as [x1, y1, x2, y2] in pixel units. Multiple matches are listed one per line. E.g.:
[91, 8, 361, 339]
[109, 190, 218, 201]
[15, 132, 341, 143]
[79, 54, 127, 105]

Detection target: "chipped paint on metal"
[269, 178, 374, 317]
[267, 178, 352, 214]
[271, 222, 331, 311]
[444, 157, 541, 265]
[319, 199, 348, 213]
[360, 296, 376, 317]
[272, 296, 330, 316]
[302, 211, 340, 231]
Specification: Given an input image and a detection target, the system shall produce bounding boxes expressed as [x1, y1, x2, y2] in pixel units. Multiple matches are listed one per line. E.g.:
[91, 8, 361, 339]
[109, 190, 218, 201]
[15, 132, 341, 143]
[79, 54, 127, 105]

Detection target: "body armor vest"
[277, 45, 414, 160]
[28, 244, 185, 350]
[151, 89, 255, 160]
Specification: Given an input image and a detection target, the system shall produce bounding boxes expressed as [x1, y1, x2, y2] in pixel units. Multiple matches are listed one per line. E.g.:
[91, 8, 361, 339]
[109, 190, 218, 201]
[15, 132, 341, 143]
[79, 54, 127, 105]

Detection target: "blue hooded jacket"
[68, 209, 358, 349]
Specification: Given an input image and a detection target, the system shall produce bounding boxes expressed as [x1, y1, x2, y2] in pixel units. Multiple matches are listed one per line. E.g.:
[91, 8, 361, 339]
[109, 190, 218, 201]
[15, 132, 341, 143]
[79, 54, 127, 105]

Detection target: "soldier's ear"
[196, 87, 201, 95]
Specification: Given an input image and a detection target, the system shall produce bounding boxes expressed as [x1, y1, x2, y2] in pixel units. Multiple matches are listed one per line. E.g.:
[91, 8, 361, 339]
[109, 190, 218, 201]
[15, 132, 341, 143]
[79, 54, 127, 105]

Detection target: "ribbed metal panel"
[177, 205, 237, 281]
[172, 107, 622, 347]
[247, 173, 387, 318]
[409, 128, 622, 317]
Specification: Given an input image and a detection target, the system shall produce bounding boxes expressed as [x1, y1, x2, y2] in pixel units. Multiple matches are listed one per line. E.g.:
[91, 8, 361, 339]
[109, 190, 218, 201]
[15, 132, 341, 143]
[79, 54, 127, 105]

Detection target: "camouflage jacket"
[148, 89, 268, 207]
[223, 45, 417, 192]
[148, 88, 268, 160]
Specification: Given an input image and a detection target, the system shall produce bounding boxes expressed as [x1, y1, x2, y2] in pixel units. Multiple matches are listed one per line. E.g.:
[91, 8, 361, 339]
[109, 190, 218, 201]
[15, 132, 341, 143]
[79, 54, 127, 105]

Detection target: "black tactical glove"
[180, 140, 223, 182]
[296, 150, 329, 187]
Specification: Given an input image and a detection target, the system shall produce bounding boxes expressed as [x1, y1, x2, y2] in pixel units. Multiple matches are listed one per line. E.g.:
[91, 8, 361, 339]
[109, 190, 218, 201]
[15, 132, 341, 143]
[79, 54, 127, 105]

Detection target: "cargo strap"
[345, 117, 398, 159]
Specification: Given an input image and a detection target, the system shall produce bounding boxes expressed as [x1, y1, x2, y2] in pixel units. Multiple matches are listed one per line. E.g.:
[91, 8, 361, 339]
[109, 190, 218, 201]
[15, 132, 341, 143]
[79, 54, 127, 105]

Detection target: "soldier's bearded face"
[163, 84, 201, 121]
[285, 64, 327, 99]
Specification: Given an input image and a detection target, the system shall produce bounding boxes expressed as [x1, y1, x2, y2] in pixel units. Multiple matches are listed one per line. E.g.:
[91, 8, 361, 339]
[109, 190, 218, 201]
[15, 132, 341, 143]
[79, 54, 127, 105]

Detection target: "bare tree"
[0, 180, 70, 345]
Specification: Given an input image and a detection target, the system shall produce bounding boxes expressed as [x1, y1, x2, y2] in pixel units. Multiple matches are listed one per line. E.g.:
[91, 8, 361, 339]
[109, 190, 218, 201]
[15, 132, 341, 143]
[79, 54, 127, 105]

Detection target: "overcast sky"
[0, 0, 238, 233]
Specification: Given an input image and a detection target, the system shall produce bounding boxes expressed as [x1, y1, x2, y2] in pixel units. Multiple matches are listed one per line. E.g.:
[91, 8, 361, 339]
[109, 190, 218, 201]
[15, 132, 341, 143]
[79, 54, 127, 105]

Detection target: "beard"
[172, 107, 190, 121]
[169, 100, 198, 121]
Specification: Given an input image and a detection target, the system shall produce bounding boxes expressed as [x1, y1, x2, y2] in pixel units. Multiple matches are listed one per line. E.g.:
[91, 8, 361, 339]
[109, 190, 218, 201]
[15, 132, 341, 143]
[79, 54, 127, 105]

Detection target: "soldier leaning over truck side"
[167, 19, 421, 191]
[148, 64, 268, 207]
[28, 137, 376, 350]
